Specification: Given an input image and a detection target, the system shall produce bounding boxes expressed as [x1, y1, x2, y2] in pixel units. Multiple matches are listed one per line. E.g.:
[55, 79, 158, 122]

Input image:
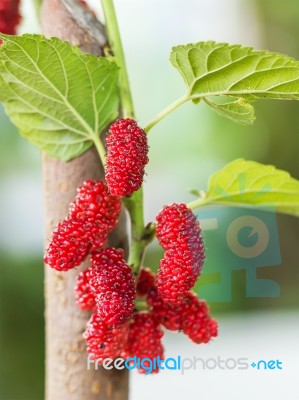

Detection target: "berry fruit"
[0, 0, 21, 39]
[89, 248, 136, 325]
[105, 119, 149, 197]
[156, 203, 205, 303]
[45, 180, 121, 271]
[44, 219, 91, 272]
[148, 287, 182, 330]
[69, 180, 121, 251]
[83, 313, 129, 361]
[181, 293, 218, 344]
[137, 268, 156, 297]
[124, 312, 164, 373]
[157, 247, 200, 304]
[149, 289, 217, 344]
[75, 268, 96, 312]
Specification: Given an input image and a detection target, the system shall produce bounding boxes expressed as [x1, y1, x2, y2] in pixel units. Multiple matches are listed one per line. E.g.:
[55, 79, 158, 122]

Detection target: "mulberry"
[45, 180, 121, 271]
[75, 268, 96, 312]
[156, 203, 205, 303]
[83, 313, 129, 361]
[105, 119, 149, 197]
[124, 312, 164, 373]
[137, 268, 155, 297]
[89, 248, 136, 325]
[0, 0, 21, 39]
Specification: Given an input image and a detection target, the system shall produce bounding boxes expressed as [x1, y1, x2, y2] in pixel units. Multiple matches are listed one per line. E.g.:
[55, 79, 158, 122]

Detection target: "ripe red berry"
[0, 0, 21, 40]
[105, 119, 149, 197]
[156, 203, 204, 265]
[69, 180, 121, 251]
[124, 312, 164, 373]
[181, 293, 218, 344]
[45, 180, 121, 271]
[89, 248, 136, 325]
[148, 287, 182, 330]
[75, 268, 96, 312]
[157, 247, 200, 304]
[137, 268, 156, 297]
[149, 289, 217, 344]
[83, 313, 129, 361]
[44, 219, 91, 272]
[156, 203, 205, 303]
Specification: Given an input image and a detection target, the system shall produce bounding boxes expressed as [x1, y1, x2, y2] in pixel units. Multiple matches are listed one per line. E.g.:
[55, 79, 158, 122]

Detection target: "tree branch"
[41, 1, 129, 399]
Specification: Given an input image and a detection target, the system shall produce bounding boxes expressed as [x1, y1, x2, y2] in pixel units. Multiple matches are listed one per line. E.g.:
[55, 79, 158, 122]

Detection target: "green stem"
[101, 0, 135, 119]
[123, 190, 145, 273]
[144, 94, 189, 133]
[92, 134, 106, 166]
[187, 196, 210, 210]
[135, 298, 149, 311]
[101, 0, 151, 274]
[123, 191, 156, 274]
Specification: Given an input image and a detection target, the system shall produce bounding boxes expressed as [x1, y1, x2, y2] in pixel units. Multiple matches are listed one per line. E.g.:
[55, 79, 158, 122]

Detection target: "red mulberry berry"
[181, 293, 218, 344]
[137, 268, 156, 296]
[0, 0, 21, 39]
[124, 312, 164, 374]
[89, 248, 136, 325]
[45, 180, 121, 271]
[149, 290, 217, 344]
[156, 203, 205, 268]
[69, 180, 121, 251]
[105, 119, 149, 197]
[75, 268, 96, 312]
[156, 203, 205, 303]
[148, 287, 182, 330]
[157, 247, 200, 304]
[44, 219, 91, 272]
[83, 313, 129, 361]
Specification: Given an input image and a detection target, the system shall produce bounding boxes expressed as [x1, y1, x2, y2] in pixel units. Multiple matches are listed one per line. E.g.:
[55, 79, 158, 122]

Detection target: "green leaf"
[189, 159, 299, 217]
[204, 98, 255, 125]
[170, 41, 299, 124]
[0, 34, 119, 161]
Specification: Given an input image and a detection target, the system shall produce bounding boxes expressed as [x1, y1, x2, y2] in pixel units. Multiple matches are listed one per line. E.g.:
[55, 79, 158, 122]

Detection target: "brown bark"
[41, 1, 129, 399]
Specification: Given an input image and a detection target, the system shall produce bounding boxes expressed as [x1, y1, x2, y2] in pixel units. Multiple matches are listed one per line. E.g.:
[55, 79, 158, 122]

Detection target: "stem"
[123, 194, 155, 275]
[41, 1, 129, 397]
[124, 192, 155, 274]
[92, 134, 106, 166]
[187, 196, 210, 210]
[144, 94, 190, 133]
[135, 298, 149, 311]
[101, 0, 150, 275]
[123, 190, 145, 273]
[101, 0, 135, 118]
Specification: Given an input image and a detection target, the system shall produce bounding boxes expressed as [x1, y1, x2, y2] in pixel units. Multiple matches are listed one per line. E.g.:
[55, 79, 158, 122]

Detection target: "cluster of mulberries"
[0, 0, 21, 40]
[83, 311, 164, 372]
[45, 117, 148, 267]
[156, 203, 205, 304]
[76, 264, 216, 373]
[45, 118, 217, 374]
[44, 180, 121, 271]
[139, 269, 217, 344]
[76, 250, 164, 372]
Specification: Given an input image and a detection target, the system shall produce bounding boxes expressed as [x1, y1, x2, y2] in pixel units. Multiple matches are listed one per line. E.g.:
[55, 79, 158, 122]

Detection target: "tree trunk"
[41, 1, 129, 399]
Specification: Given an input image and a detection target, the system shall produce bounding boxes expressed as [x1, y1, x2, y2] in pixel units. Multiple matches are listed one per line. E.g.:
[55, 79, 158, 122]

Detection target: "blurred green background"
[0, 0, 298, 399]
